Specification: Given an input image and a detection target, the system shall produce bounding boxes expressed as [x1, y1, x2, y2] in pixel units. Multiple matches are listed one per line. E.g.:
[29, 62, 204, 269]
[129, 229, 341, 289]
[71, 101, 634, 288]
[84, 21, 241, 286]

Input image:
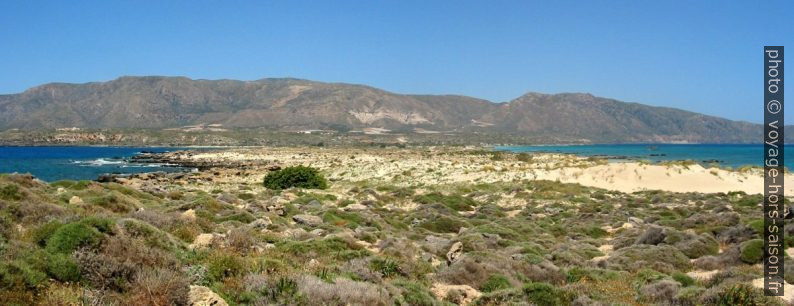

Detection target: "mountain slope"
[0, 76, 761, 143]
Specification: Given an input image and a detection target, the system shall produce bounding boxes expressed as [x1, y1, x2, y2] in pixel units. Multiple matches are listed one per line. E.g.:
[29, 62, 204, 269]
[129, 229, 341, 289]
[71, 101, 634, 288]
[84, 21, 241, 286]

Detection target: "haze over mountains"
[0, 76, 762, 143]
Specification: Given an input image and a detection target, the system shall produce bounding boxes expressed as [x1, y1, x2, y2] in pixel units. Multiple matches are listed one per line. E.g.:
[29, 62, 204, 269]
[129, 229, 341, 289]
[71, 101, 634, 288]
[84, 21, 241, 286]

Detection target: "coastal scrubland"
[0, 147, 791, 305]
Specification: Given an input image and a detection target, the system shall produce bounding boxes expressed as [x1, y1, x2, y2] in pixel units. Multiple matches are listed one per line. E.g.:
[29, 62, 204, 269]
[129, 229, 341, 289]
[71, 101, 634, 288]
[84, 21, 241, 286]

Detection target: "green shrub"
[118, 219, 177, 251]
[603, 245, 691, 273]
[675, 286, 705, 305]
[207, 253, 247, 281]
[45, 222, 104, 254]
[418, 216, 469, 233]
[268, 277, 300, 301]
[88, 193, 133, 213]
[414, 192, 478, 211]
[394, 280, 437, 306]
[370, 258, 401, 278]
[739, 239, 764, 263]
[46, 254, 81, 282]
[581, 225, 608, 238]
[671, 272, 695, 287]
[732, 194, 763, 207]
[480, 274, 512, 293]
[51, 180, 91, 190]
[0, 260, 47, 289]
[632, 269, 667, 290]
[0, 184, 22, 201]
[278, 237, 369, 261]
[31, 221, 64, 246]
[263, 166, 328, 190]
[747, 219, 764, 236]
[516, 153, 533, 162]
[718, 283, 777, 305]
[521, 282, 573, 305]
[80, 217, 115, 234]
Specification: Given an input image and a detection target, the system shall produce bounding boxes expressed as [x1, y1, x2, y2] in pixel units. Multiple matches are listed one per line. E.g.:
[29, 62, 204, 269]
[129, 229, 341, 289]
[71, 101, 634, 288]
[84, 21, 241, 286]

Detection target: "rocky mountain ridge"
[0, 76, 761, 143]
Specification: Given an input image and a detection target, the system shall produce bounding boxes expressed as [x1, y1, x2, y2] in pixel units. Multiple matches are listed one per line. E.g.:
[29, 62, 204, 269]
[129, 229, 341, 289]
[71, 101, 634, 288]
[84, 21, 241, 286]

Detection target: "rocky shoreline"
[130, 150, 282, 171]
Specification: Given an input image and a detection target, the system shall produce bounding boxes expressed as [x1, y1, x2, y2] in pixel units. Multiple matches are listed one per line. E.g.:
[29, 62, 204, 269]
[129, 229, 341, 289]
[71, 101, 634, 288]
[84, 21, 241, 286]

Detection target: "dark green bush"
[0, 184, 22, 201]
[263, 166, 328, 190]
[739, 239, 764, 263]
[522, 282, 573, 305]
[480, 274, 512, 293]
[418, 216, 469, 233]
[46, 253, 81, 282]
[31, 221, 64, 246]
[394, 280, 438, 306]
[747, 219, 764, 236]
[671, 272, 695, 287]
[207, 253, 247, 281]
[45, 222, 104, 254]
[732, 194, 763, 207]
[80, 216, 115, 234]
[413, 192, 478, 211]
[566, 267, 622, 283]
[0, 260, 47, 289]
[581, 225, 608, 238]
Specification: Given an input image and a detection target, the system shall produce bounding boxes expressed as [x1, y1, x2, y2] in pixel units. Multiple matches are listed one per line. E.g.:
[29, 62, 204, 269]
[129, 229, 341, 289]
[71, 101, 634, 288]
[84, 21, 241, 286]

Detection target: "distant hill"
[0, 76, 762, 143]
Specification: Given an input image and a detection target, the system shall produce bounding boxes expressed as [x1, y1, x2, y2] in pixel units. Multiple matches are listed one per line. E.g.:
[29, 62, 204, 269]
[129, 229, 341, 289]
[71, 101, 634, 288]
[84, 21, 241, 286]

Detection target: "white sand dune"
[177, 148, 787, 195]
[535, 163, 788, 195]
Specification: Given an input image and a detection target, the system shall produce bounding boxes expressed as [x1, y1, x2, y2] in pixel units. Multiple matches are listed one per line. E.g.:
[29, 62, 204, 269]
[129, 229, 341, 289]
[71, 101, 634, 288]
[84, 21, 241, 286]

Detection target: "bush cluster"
[263, 166, 328, 190]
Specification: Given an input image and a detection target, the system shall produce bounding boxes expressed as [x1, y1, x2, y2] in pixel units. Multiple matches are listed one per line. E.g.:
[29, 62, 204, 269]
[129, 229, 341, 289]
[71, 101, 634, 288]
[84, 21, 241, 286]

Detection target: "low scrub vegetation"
[0, 167, 786, 305]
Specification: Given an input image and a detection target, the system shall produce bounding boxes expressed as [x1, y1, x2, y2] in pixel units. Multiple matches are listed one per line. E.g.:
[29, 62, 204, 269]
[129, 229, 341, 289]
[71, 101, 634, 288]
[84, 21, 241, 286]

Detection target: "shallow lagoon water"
[495, 144, 793, 169]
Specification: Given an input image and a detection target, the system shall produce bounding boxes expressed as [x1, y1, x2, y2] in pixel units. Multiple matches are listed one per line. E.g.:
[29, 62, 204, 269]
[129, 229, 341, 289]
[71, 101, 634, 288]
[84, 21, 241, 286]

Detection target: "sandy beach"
[147, 146, 786, 196]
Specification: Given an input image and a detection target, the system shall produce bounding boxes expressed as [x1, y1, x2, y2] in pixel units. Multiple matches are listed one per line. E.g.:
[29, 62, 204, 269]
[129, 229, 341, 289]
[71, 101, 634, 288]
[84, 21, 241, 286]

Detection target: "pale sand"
[752, 278, 794, 303]
[534, 163, 785, 195]
[686, 269, 719, 281]
[181, 148, 790, 195]
[590, 244, 614, 262]
[430, 283, 481, 306]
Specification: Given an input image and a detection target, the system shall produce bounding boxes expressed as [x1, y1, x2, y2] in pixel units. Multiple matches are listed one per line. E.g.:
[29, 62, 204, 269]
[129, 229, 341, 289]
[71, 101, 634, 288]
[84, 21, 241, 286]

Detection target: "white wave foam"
[72, 158, 126, 166]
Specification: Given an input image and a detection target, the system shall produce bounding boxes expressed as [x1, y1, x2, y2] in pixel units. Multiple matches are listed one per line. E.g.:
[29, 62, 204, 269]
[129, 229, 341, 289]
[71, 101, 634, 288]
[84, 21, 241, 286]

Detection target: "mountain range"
[0, 76, 762, 143]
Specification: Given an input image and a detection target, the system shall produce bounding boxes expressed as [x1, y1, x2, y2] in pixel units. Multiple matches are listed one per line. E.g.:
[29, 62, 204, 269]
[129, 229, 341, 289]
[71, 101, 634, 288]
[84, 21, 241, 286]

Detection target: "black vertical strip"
[764, 46, 784, 296]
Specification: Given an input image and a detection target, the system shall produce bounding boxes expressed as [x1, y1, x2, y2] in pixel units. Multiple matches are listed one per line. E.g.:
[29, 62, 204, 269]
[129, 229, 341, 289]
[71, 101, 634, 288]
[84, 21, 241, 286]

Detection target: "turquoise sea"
[495, 144, 791, 169]
[0, 146, 188, 182]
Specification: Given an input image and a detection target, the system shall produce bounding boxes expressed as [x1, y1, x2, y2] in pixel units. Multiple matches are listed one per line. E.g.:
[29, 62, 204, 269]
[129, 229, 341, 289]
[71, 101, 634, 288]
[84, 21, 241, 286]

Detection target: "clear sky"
[1, 1, 791, 123]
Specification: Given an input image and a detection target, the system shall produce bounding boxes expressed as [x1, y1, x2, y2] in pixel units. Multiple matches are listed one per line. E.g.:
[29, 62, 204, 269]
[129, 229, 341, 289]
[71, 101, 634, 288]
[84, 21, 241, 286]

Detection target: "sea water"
[495, 144, 793, 169]
[0, 146, 189, 182]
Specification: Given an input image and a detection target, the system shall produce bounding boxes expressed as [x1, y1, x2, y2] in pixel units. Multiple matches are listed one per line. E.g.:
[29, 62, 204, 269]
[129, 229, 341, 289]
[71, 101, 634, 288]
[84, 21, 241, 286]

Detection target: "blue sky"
[0, 1, 791, 123]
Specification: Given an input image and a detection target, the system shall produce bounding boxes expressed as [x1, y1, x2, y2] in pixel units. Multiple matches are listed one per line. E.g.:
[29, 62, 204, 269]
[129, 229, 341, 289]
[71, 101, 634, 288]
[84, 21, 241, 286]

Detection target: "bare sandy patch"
[751, 278, 794, 303]
[430, 283, 481, 305]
